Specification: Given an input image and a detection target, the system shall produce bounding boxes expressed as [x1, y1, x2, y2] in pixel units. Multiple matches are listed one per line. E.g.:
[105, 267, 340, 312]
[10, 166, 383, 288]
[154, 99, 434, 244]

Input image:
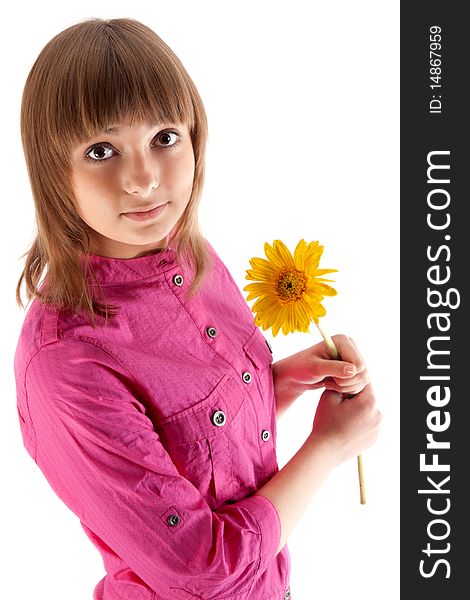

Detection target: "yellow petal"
[298, 298, 313, 325]
[316, 283, 338, 296]
[252, 295, 279, 313]
[293, 239, 307, 270]
[305, 242, 322, 263]
[304, 287, 325, 301]
[273, 240, 295, 268]
[249, 257, 280, 276]
[316, 268, 338, 276]
[243, 282, 273, 293]
[264, 242, 285, 269]
[245, 270, 276, 283]
[243, 282, 274, 302]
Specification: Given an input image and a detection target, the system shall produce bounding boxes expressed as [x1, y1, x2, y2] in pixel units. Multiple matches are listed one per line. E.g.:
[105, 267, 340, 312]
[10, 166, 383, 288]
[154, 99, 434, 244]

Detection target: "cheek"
[171, 148, 195, 191]
[82, 170, 117, 198]
[73, 171, 116, 220]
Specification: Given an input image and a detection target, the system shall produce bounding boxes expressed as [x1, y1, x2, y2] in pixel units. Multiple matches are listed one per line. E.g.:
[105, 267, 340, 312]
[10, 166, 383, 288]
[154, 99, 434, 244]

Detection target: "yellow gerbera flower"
[243, 239, 338, 337]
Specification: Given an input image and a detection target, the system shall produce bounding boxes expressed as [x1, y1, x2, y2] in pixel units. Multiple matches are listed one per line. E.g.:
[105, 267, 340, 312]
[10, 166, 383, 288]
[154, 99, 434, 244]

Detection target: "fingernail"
[344, 365, 356, 375]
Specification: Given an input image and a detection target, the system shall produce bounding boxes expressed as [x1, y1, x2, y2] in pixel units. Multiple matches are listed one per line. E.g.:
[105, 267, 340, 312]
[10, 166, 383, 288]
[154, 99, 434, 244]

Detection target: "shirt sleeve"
[23, 339, 281, 598]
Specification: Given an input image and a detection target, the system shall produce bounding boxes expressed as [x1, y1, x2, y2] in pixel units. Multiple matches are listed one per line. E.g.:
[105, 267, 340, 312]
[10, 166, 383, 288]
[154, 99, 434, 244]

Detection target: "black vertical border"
[401, 3, 467, 597]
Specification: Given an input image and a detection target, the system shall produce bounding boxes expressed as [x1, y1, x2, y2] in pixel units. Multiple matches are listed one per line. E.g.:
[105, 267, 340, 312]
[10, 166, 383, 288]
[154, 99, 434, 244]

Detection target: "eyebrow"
[102, 121, 165, 136]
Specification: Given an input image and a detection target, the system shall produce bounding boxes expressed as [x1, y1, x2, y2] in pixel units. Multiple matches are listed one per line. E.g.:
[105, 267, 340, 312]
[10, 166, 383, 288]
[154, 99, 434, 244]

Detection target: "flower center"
[276, 269, 307, 303]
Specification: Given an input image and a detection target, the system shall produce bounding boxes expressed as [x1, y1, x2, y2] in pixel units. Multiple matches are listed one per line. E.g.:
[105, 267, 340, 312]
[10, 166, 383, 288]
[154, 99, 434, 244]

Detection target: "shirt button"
[211, 410, 226, 427]
[284, 588, 291, 599]
[261, 430, 270, 442]
[206, 326, 217, 338]
[173, 274, 184, 286]
[167, 514, 180, 527]
[242, 371, 252, 384]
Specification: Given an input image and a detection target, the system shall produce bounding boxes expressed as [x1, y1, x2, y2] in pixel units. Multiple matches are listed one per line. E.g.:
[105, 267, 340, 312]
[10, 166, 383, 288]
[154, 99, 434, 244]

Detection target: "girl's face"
[70, 120, 195, 258]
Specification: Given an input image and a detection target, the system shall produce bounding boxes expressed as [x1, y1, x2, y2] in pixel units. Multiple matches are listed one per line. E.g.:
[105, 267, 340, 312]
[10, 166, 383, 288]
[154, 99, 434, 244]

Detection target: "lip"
[122, 203, 168, 221]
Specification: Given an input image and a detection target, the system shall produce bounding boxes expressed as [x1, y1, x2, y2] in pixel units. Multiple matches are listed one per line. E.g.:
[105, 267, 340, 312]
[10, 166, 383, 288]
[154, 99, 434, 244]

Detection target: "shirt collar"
[80, 246, 177, 286]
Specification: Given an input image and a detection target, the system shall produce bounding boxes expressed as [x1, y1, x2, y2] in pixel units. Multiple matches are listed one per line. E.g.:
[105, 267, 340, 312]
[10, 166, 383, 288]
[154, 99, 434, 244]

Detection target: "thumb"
[319, 388, 344, 406]
[319, 388, 361, 412]
[315, 359, 357, 379]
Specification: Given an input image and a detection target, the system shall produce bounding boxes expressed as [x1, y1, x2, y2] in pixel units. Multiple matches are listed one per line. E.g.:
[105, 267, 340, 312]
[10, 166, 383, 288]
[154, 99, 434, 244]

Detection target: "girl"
[14, 17, 381, 600]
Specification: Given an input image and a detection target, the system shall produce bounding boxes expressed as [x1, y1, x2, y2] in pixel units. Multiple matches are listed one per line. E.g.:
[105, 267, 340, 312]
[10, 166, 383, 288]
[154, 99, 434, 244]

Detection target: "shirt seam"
[230, 507, 273, 593]
[246, 495, 282, 561]
[88, 269, 173, 288]
[58, 336, 141, 385]
[22, 349, 42, 462]
[24, 337, 142, 461]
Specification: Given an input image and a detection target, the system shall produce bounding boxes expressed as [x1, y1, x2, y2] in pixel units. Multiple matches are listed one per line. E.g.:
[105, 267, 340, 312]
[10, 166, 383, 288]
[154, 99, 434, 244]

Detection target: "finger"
[332, 368, 370, 386]
[330, 335, 366, 373]
[342, 382, 376, 404]
[313, 358, 359, 380]
[325, 381, 367, 395]
[325, 373, 369, 390]
[319, 388, 344, 405]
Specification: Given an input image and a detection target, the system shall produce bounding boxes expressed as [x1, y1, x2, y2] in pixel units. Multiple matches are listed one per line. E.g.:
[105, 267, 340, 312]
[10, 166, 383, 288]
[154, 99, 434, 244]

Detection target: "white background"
[1, 1, 399, 598]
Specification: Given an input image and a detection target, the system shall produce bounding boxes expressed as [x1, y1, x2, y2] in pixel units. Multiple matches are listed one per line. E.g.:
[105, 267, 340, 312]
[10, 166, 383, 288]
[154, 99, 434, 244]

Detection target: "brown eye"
[157, 131, 179, 147]
[86, 145, 114, 162]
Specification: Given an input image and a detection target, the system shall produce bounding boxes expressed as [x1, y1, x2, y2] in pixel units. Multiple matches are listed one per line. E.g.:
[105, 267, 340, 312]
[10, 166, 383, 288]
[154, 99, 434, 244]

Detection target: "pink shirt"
[14, 239, 292, 599]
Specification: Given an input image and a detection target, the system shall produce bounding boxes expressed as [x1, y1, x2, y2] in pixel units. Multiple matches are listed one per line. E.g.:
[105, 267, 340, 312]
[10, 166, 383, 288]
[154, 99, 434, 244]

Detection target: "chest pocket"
[243, 326, 273, 370]
[242, 326, 276, 415]
[158, 373, 260, 509]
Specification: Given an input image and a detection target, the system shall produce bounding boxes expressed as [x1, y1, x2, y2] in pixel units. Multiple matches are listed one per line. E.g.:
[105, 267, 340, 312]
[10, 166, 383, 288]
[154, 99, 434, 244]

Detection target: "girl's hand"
[309, 383, 382, 466]
[273, 334, 369, 397]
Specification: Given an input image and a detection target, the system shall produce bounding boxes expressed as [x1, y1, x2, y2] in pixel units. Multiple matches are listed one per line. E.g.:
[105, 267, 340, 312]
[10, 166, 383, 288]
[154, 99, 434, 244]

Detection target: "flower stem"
[314, 320, 367, 505]
[315, 321, 340, 360]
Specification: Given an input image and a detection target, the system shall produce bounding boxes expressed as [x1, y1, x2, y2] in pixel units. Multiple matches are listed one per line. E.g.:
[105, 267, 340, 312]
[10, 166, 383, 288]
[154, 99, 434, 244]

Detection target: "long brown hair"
[16, 17, 213, 329]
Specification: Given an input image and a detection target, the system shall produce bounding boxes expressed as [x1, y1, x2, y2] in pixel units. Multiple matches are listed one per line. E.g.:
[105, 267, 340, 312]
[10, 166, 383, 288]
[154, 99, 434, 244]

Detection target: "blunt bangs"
[37, 19, 196, 151]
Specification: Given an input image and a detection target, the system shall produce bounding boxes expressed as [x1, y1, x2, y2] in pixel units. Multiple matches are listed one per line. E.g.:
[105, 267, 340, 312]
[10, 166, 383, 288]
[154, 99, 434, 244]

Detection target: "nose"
[122, 153, 160, 197]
